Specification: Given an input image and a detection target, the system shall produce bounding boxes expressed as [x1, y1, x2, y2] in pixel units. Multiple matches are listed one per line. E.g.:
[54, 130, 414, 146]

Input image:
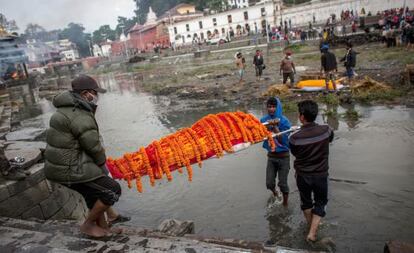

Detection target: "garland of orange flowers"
[205, 115, 232, 153]
[108, 111, 280, 192]
[154, 140, 172, 181]
[170, 135, 192, 181]
[197, 119, 223, 157]
[227, 112, 249, 143]
[187, 128, 207, 159]
[207, 115, 233, 153]
[182, 129, 202, 168]
[139, 147, 155, 186]
[218, 113, 240, 140]
[164, 136, 183, 173]
[124, 153, 143, 192]
[114, 159, 132, 188]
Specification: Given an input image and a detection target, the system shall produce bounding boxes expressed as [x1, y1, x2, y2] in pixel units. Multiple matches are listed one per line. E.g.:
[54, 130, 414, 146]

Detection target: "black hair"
[298, 100, 318, 122]
[346, 42, 353, 48]
[266, 97, 278, 107]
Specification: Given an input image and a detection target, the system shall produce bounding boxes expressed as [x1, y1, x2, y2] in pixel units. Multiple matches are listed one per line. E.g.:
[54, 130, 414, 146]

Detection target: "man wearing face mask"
[280, 52, 296, 88]
[44, 75, 127, 238]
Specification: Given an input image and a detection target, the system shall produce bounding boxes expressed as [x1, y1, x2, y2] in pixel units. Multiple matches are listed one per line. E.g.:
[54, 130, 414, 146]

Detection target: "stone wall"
[0, 163, 87, 221]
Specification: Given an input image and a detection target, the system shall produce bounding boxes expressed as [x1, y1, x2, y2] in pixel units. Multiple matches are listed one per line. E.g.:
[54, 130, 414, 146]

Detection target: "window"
[244, 11, 248, 20]
[213, 18, 217, 26]
[221, 28, 225, 34]
[174, 27, 177, 34]
[228, 15, 232, 23]
[199, 21, 203, 29]
[186, 24, 190, 32]
[261, 7, 266, 16]
[200, 32, 204, 40]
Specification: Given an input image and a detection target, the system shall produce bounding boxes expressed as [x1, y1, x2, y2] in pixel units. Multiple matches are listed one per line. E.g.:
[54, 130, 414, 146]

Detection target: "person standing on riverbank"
[44, 75, 128, 238]
[280, 52, 296, 88]
[320, 44, 337, 92]
[235, 52, 246, 84]
[260, 97, 292, 207]
[289, 100, 334, 242]
[253, 50, 265, 81]
[340, 42, 357, 86]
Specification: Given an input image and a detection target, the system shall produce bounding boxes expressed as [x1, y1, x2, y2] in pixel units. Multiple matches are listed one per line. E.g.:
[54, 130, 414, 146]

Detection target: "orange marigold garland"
[182, 129, 202, 168]
[124, 153, 143, 192]
[154, 140, 172, 181]
[140, 147, 155, 186]
[108, 111, 282, 192]
[164, 137, 183, 173]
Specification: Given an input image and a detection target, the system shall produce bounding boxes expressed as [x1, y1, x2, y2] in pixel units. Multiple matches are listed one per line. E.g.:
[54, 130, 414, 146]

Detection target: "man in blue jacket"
[260, 97, 292, 206]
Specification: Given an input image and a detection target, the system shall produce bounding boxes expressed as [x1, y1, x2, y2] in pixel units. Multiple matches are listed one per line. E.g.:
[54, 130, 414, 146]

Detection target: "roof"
[128, 23, 144, 33]
[159, 3, 203, 20]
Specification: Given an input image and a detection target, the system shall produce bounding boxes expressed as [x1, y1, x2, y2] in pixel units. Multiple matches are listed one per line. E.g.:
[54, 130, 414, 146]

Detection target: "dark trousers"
[266, 156, 290, 193]
[255, 65, 263, 77]
[65, 176, 122, 209]
[282, 72, 294, 85]
[296, 174, 328, 217]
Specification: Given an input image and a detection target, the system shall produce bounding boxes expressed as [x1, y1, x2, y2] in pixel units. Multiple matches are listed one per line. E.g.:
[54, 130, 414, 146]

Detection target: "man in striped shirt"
[289, 100, 334, 242]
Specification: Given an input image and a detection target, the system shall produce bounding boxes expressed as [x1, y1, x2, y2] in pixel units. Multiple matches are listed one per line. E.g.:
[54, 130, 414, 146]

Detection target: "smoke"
[2, 0, 135, 32]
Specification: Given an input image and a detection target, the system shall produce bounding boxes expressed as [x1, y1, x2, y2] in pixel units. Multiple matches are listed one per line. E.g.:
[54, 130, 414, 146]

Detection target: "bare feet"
[306, 233, 317, 243]
[80, 222, 108, 238]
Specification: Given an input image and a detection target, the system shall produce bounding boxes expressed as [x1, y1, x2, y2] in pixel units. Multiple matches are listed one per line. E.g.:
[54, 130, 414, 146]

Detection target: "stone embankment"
[0, 217, 323, 252]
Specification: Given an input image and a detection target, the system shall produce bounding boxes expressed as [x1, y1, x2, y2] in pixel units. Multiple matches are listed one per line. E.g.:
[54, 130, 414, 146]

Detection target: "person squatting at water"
[289, 100, 334, 242]
[320, 44, 338, 92]
[253, 49, 265, 81]
[260, 97, 292, 207]
[44, 75, 129, 238]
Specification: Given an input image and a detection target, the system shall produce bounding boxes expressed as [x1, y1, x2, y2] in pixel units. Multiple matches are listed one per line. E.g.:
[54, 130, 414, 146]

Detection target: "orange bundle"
[106, 111, 276, 192]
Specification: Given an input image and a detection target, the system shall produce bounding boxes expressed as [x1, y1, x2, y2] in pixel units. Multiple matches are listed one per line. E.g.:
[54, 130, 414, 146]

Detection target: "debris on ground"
[262, 84, 291, 97]
[351, 76, 392, 95]
[403, 64, 414, 86]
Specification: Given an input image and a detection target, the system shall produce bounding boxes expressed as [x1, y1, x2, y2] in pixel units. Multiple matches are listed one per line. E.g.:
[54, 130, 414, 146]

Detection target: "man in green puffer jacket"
[45, 75, 126, 238]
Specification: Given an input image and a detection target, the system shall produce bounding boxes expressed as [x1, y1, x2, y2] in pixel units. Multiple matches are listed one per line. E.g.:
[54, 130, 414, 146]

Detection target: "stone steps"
[0, 93, 11, 139]
[0, 217, 276, 252]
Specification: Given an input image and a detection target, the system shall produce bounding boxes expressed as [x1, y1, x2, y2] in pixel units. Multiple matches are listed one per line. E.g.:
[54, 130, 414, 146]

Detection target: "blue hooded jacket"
[260, 98, 291, 153]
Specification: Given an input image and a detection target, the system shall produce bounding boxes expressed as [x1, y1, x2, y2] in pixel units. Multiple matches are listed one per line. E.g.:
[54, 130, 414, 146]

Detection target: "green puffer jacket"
[44, 91, 106, 184]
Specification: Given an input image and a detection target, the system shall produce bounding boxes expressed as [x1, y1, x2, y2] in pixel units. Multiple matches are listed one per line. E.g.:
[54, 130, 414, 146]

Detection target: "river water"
[26, 74, 414, 252]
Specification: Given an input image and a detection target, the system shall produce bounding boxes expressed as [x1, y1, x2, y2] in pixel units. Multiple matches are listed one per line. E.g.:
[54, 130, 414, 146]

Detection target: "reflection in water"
[322, 104, 339, 131]
[15, 74, 414, 252]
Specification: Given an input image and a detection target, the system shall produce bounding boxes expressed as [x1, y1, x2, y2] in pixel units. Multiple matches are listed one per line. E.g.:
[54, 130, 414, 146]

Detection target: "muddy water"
[25, 74, 414, 252]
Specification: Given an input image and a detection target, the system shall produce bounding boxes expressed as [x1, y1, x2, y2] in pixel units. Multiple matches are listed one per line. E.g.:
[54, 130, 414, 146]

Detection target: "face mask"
[287, 56, 291, 59]
[88, 92, 99, 105]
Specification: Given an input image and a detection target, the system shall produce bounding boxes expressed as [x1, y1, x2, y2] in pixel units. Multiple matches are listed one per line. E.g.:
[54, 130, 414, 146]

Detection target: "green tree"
[92, 24, 116, 44]
[115, 16, 138, 36]
[59, 23, 91, 57]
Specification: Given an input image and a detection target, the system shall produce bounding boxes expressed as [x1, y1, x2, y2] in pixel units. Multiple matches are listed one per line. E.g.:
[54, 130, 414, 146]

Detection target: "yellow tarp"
[296, 79, 339, 90]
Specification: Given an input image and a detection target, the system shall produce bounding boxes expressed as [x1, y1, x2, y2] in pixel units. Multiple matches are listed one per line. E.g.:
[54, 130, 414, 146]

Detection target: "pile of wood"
[262, 84, 291, 97]
[351, 76, 391, 94]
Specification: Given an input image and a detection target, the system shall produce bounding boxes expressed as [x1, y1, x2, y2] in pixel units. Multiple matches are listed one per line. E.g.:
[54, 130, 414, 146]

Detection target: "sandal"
[110, 214, 131, 225]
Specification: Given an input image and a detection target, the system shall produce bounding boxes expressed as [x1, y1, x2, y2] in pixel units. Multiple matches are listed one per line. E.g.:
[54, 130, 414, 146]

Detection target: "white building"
[228, 0, 250, 9]
[60, 49, 79, 61]
[169, 0, 413, 46]
[169, 1, 276, 45]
